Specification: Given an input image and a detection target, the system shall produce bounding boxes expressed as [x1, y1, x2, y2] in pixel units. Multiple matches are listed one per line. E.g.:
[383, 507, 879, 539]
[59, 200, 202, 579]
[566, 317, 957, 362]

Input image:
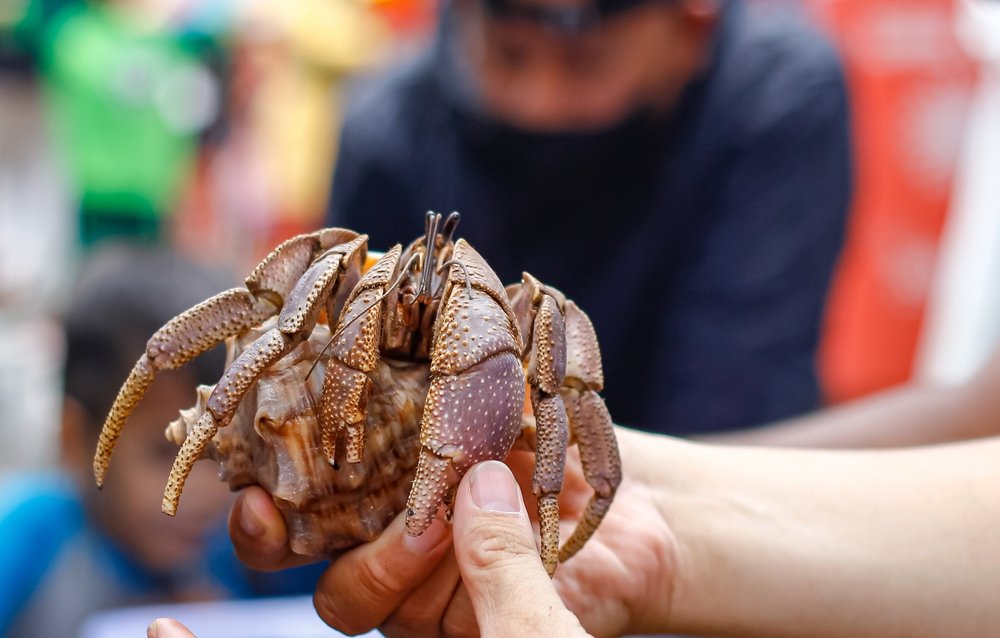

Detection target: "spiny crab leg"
[509, 274, 622, 571]
[522, 284, 571, 576]
[95, 230, 357, 486]
[93, 289, 276, 488]
[554, 299, 621, 562]
[320, 244, 403, 465]
[92, 229, 365, 482]
[162, 235, 368, 514]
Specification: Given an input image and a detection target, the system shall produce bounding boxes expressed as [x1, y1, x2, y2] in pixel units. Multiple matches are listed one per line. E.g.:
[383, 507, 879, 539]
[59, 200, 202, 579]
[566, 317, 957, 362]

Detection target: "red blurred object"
[809, 0, 978, 402]
[371, 0, 436, 41]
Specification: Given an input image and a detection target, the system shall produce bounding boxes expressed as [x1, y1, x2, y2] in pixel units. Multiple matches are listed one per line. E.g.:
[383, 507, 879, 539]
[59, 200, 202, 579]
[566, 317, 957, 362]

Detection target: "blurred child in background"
[0, 245, 257, 637]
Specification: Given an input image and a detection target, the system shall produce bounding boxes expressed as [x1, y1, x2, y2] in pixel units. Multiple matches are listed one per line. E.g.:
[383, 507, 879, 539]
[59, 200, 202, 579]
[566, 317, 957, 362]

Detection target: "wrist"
[618, 430, 781, 635]
[610, 429, 707, 634]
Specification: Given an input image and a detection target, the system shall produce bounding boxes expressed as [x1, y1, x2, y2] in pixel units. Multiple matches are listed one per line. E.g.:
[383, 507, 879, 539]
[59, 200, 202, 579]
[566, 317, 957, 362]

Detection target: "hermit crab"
[93, 212, 621, 574]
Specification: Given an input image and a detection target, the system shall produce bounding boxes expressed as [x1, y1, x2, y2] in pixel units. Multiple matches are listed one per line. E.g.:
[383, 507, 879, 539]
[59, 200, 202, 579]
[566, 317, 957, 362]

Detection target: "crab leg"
[94, 229, 364, 487]
[524, 291, 570, 575]
[406, 240, 526, 536]
[162, 236, 368, 514]
[319, 244, 403, 464]
[509, 277, 622, 567]
[556, 300, 622, 563]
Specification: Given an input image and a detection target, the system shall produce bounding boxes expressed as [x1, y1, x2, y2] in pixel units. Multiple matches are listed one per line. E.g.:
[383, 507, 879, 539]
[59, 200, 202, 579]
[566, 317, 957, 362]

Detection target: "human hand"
[147, 461, 588, 638]
[229, 430, 678, 637]
[438, 459, 589, 636]
[147, 618, 195, 638]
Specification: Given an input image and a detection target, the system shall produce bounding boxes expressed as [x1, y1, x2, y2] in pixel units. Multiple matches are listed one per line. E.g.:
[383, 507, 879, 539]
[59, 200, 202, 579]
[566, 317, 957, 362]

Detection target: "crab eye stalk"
[441, 211, 461, 245]
[416, 211, 443, 303]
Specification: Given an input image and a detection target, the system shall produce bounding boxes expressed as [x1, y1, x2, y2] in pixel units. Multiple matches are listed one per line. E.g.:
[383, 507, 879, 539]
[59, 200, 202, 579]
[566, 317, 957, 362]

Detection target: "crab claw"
[405, 352, 525, 535]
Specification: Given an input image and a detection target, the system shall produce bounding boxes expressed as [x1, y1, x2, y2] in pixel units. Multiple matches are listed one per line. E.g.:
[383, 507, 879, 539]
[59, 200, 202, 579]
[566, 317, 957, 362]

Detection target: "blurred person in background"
[229, 0, 387, 243]
[180, 0, 387, 266]
[327, 0, 853, 438]
[0, 245, 317, 638]
[1, 0, 75, 470]
[11, 0, 222, 247]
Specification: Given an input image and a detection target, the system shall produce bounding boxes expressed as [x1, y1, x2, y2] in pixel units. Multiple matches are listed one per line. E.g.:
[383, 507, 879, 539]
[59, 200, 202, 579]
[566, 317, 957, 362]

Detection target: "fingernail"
[239, 494, 266, 538]
[147, 620, 159, 638]
[469, 461, 521, 513]
[403, 516, 449, 553]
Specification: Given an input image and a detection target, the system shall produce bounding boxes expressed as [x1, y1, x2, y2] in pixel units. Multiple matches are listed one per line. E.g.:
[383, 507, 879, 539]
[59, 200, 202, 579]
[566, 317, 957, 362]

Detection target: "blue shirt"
[0, 473, 325, 638]
[327, 0, 852, 435]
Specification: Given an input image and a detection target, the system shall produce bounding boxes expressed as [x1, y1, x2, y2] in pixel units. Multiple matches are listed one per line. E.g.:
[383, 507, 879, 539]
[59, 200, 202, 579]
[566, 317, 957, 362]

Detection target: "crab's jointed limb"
[92, 229, 368, 511]
[319, 244, 404, 465]
[554, 299, 621, 561]
[162, 235, 369, 514]
[512, 276, 569, 576]
[509, 274, 622, 573]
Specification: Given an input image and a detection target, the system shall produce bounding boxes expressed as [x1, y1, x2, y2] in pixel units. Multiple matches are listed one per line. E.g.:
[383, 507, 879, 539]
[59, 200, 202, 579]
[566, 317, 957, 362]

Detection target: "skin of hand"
[226, 435, 677, 638]
[152, 425, 1000, 638]
[147, 618, 196, 638]
[147, 452, 662, 638]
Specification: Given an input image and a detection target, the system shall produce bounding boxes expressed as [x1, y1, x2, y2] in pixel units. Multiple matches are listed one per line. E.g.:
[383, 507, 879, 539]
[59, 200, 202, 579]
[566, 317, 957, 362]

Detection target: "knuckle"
[314, 593, 373, 636]
[353, 554, 410, 601]
[382, 601, 444, 636]
[461, 519, 537, 572]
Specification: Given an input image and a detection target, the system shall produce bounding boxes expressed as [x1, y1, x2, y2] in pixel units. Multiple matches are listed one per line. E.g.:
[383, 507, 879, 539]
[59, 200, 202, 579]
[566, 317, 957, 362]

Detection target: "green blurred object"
[1, 0, 73, 64]
[17, 0, 218, 246]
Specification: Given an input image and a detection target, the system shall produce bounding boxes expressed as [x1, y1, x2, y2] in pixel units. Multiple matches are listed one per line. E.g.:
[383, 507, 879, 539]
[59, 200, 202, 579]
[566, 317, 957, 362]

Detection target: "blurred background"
[0, 0, 428, 470]
[1, 0, 999, 633]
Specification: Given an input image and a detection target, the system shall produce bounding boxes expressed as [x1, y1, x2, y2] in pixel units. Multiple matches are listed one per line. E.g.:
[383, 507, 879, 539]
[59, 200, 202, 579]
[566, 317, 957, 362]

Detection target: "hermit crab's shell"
[167, 320, 430, 556]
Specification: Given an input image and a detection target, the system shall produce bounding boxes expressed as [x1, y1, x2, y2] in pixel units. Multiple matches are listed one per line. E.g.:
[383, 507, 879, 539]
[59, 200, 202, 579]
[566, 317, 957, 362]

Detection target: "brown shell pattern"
[167, 319, 429, 556]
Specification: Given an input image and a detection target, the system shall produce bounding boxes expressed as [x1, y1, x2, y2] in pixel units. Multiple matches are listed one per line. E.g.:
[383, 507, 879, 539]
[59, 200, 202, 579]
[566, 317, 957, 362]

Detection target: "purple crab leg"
[524, 290, 570, 575]
[556, 300, 621, 563]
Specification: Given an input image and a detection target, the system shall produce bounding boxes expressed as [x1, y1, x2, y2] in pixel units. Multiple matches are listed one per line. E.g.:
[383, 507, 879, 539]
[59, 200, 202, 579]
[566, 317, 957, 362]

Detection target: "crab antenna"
[417, 211, 442, 302]
[436, 258, 473, 302]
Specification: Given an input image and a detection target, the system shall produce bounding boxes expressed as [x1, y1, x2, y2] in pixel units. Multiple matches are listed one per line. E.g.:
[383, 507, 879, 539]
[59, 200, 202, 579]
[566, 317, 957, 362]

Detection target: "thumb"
[147, 618, 196, 638]
[452, 461, 587, 637]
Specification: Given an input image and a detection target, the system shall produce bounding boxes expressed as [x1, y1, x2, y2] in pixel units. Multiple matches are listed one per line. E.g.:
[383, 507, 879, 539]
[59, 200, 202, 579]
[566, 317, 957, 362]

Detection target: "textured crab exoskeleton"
[94, 212, 622, 574]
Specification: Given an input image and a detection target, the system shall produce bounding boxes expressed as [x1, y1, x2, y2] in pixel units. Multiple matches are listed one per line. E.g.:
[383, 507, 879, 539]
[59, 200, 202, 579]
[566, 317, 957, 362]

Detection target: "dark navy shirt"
[327, 0, 851, 435]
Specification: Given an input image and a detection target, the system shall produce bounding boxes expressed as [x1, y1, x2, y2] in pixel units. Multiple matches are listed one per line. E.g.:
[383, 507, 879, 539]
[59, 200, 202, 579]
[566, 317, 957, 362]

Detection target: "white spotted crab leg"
[554, 299, 621, 561]
[92, 229, 367, 510]
[161, 233, 368, 514]
[319, 244, 403, 465]
[508, 274, 622, 572]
